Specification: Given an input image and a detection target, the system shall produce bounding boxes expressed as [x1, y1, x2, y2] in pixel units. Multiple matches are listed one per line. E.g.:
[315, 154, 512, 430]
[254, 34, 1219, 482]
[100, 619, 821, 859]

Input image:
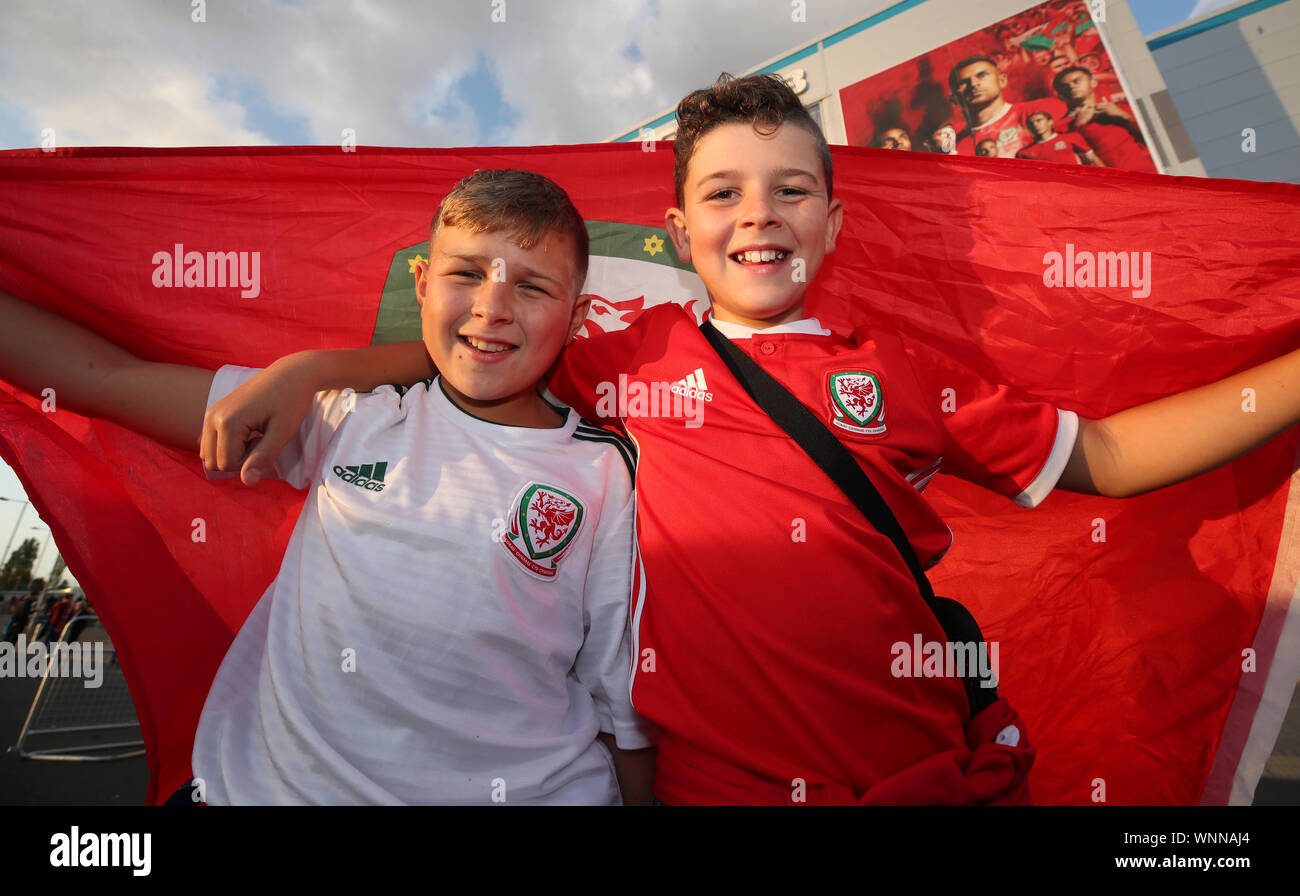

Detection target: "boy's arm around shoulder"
[0, 289, 213, 451]
[202, 340, 436, 484]
[1058, 346, 1300, 498]
[203, 301, 644, 481]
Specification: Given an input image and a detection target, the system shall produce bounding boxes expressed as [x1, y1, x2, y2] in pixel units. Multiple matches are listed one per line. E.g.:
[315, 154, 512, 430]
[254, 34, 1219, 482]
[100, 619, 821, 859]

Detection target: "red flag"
[0, 144, 1296, 804]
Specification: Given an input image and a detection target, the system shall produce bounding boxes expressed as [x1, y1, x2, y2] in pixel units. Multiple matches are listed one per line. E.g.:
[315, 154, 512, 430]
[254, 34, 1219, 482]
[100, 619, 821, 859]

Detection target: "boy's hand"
[200, 359, 315, 485]
[199, 341, 437, 484]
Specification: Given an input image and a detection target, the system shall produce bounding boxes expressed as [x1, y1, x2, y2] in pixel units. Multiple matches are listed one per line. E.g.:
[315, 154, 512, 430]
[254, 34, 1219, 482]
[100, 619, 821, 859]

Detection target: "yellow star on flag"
[643, 235, 665, 257]
[408, 253, 427, 274]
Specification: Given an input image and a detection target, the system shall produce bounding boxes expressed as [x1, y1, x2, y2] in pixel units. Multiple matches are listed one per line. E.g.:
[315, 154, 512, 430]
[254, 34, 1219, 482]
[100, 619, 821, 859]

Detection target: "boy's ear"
[566, 293, 593, 344]
[665, 208, 691, 262]
[413, 258, 428, 309]
[824, 197, 845, 252]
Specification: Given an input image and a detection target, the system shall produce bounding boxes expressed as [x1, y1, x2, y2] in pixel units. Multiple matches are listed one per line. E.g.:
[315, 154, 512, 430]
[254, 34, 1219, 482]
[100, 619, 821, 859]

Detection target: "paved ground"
[1257, 675, 1300, 805]
[1, 614, 1298, 805]
[0, 673, 149, 804]
[0, 615, 149, 804]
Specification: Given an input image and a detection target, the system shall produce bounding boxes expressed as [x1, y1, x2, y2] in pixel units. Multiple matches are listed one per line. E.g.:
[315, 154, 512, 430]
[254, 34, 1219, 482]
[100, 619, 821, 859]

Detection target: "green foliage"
[0, 537, 40, 591]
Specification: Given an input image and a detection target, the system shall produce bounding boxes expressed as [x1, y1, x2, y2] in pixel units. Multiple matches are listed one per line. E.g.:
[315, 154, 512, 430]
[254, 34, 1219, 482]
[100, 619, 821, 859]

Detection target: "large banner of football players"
[839, 0, 1159, 172]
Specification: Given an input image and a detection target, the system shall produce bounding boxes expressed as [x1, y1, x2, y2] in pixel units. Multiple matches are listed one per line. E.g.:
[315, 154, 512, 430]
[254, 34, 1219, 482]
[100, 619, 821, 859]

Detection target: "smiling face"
[665, 121, 843, 329]
[414, 225, 589, 427]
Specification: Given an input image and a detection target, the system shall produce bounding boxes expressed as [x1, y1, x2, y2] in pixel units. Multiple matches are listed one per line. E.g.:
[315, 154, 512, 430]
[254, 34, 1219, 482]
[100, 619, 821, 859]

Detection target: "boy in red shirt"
[204, 75, 1300, 804]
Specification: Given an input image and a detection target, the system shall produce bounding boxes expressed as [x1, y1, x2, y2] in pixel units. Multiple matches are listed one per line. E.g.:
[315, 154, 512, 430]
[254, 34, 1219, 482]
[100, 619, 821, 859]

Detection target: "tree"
[0, 537, 39, 591]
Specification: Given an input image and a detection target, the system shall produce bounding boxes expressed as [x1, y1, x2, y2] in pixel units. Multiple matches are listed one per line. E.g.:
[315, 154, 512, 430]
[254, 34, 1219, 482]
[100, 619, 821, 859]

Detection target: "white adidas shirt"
[193, 367, 654, 805]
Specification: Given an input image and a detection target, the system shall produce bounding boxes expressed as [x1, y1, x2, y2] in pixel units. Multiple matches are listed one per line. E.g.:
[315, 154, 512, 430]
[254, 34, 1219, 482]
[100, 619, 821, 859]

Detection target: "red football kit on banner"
[1065, 103, 1158, 173]
[957, 97, 1068, 158]
[549, 304, 1077, 803]
[1017, 131, 1094, 164]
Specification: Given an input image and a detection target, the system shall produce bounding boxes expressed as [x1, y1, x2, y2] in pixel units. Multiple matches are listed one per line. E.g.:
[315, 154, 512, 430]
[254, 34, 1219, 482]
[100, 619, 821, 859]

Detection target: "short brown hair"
[672, 73, 833, 207]
[431, 168, 589, 291]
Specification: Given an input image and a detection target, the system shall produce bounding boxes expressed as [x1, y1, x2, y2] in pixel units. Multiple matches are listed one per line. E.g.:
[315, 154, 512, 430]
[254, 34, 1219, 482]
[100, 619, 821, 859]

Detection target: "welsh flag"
[0, 144, 1297, 805]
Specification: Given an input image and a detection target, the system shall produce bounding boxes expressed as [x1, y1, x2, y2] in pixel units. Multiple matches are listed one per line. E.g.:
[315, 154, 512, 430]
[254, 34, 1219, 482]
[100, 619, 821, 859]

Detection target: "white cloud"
[0, 0, 890, 148]
[1, 4, 268, 146]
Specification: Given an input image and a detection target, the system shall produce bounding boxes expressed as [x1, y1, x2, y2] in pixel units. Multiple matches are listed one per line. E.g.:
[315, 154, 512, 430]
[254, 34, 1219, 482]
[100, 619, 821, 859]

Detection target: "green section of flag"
[585, 220, 694, 272]
[371, 221, 695, 345]
[373, 240, 429, 346]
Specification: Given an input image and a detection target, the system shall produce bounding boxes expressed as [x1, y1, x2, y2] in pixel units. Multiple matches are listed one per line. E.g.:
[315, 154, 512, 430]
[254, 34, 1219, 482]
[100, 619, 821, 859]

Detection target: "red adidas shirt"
[1065, 102, 1158, 173]
[1017, 131, 1094, 164]
[548, 304, 1077, 802]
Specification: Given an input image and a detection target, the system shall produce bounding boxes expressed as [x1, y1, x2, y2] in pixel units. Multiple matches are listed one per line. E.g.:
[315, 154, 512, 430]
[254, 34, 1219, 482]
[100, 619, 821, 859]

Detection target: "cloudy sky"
[0, 0, 1240, 151]
[0, 0, 1246, 585]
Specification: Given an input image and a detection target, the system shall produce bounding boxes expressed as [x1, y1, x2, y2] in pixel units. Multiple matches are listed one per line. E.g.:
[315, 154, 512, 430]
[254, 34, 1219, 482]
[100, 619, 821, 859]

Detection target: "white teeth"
[465, 336, 512, 353]
[734, 250, 787, 264]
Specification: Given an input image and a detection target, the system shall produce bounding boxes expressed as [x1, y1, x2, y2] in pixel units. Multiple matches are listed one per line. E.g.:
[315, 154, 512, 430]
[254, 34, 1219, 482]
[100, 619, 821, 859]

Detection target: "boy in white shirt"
[0, 169, 655, 804]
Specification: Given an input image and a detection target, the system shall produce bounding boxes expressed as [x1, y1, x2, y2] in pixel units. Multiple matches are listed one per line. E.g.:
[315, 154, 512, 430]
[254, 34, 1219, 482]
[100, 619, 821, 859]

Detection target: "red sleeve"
[895, 332, 1077, 507]
[1066, 132, 1094, 156]
[546, 310, 654, 428]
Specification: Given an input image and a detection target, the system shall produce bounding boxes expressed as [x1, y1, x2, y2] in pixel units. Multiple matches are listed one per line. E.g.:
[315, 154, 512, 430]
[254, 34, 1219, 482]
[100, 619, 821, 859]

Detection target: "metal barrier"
[13, 614, 146, 761]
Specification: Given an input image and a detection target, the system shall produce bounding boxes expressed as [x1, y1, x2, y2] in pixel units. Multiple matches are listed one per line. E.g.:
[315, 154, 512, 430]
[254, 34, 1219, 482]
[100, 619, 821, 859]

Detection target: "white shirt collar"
[709, 316, 832, 340]
[977, 99, 1013, 129]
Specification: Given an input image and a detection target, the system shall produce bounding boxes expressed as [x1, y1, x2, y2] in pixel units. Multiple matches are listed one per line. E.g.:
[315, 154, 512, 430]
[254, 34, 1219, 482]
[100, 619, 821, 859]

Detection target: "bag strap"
[699, 320, 997, 713]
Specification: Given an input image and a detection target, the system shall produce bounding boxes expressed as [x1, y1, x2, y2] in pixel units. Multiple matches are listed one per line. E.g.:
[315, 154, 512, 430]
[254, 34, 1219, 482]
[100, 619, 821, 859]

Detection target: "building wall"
[1149, 0, 1299, 184]
[610, 0, 1204, 175]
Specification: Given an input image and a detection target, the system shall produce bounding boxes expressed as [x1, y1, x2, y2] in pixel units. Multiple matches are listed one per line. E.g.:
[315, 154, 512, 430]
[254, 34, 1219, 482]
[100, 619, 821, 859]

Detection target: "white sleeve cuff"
[1013, 408, 1079, 509]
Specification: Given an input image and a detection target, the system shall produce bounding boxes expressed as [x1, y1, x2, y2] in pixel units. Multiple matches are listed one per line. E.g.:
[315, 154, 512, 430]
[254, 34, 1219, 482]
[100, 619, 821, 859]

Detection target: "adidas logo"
[670, 368, 713, 402]
[332, 461, 388, 492]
